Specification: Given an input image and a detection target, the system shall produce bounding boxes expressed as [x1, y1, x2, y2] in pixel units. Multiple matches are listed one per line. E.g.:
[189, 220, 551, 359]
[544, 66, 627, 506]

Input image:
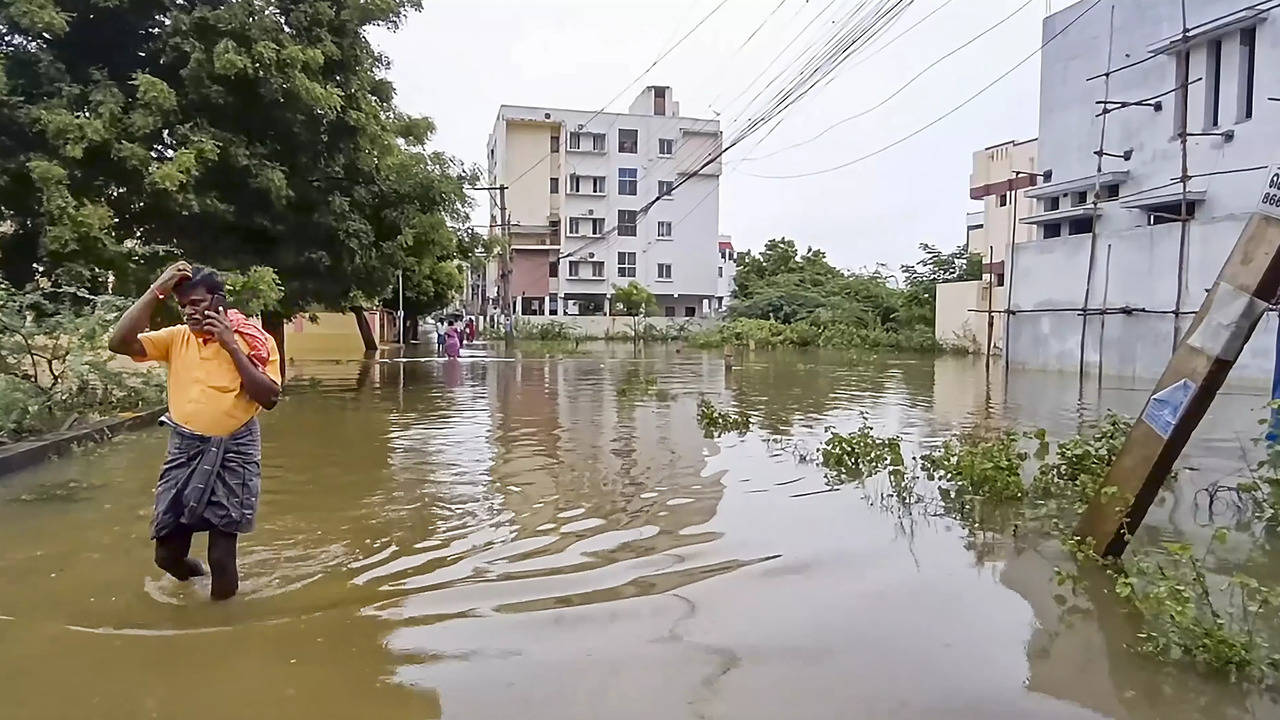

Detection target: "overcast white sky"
[372, 0, 1067, 273]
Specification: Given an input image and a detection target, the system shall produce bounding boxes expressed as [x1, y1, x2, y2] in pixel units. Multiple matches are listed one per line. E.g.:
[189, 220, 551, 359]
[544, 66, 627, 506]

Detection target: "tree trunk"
[262, 311, 287, 382]
[350, 306, 378, 352]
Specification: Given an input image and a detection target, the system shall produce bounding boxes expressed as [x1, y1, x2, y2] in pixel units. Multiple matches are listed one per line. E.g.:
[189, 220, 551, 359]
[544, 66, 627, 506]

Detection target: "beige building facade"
[935, 138, 1039, 353]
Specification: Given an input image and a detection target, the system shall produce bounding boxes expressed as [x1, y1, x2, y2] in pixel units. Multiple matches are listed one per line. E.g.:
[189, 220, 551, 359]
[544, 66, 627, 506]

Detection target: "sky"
[372, 0, 1067, 273]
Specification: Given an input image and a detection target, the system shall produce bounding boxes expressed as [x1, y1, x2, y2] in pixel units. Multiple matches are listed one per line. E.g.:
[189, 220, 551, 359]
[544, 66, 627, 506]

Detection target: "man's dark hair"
[174, 265, 225, 297]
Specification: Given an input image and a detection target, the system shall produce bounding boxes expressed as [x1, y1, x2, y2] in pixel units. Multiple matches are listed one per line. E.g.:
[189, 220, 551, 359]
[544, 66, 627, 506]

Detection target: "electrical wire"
[741, 0, 1100, 180]
[745, 0, 1037, 162]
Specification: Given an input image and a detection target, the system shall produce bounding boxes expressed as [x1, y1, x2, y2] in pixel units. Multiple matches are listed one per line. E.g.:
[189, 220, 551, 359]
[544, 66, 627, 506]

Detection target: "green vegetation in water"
[696, 398, 752, 438]
[689, 239, 978, 353]
[819, 422, 905, 486]
[702, 393, 1280, 686]
[0, 283, 165, 441]
[921, 430, 1028, 506]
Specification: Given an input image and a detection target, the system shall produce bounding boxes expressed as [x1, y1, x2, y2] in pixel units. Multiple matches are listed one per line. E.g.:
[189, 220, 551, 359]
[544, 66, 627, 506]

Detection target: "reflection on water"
[0, 346, 1277, 718]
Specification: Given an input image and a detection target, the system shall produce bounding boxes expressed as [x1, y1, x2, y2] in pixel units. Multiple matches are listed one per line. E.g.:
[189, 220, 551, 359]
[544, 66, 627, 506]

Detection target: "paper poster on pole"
[1185, 282, 1269, 361]
[1141, 379, 1196, 439]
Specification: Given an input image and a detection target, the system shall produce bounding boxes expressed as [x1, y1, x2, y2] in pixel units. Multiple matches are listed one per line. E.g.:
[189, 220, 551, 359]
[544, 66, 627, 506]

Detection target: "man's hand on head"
[153, 261, 192, 296]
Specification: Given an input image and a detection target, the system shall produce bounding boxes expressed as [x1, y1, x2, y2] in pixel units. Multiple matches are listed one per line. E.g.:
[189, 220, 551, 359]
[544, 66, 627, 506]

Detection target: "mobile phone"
[211, 293, 227, 314]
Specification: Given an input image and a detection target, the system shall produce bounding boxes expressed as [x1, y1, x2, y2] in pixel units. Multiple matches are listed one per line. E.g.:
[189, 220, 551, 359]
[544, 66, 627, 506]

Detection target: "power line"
[741, 0, 1101, 180]
[503, 0, 732, 190]
[745, 0, 1037, 162]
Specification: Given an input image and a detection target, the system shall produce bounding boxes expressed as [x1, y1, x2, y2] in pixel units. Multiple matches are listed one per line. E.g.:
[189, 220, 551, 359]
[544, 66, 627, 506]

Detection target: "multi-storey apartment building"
[1007, 0, 1279, 382]
[484, 86, 724, 319]
[935, 139, 1039, 352]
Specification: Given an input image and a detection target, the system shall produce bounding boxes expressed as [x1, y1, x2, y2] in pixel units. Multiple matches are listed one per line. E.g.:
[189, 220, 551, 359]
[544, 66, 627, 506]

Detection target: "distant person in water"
[444, 320, 462, 358]
[464, 317, 476, 343]
[436, 317, 446, 356]
[108, 262, 282, 600]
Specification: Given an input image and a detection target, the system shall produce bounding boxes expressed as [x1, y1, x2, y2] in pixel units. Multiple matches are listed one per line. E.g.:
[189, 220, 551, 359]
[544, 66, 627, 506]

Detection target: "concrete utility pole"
[498, 183, 514, 341]
[1078, 177, 1280, 557]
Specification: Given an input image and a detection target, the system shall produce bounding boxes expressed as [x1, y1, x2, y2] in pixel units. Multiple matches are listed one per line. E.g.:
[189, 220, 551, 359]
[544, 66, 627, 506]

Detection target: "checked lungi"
[150, 415, 262, 539]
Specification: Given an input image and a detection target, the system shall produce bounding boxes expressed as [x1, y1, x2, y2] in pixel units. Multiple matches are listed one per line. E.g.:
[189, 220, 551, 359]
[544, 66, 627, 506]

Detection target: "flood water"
[2, 345, 1279, 719]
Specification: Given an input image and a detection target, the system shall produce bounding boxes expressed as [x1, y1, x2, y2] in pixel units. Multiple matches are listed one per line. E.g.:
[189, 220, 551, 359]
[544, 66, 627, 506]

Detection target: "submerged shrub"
[696, 398, 752, 438]
[819, 422, 905, 486]
[920, 430, 1027, 506]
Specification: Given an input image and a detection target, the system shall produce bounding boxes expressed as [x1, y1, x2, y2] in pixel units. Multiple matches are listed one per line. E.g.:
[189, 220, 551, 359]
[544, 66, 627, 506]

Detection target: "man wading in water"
[108, 262, 281, 600]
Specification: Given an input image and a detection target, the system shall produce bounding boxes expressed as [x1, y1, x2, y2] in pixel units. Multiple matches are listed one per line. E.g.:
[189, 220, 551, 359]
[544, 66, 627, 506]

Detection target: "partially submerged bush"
[696, 398, 752, 438]
[0, 283, 165, 440]
[920, 430, 1027, 507]
[819, 422, 905, 485]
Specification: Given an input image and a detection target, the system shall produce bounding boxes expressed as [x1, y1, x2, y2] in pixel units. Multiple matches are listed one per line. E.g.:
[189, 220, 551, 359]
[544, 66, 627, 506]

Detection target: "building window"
[1044, 196, 1061, 212]
[618, 167, 637, 195]
[654, 86, 667, 115]
[568, 217, 604, 236]
[1043, 223, 1063, 239]
[998, 192, 1008, 208]
[1240, 27, 1257, 122]
[1147, 201, 1197, 226]
[1206, 38, 1223, 128]
[550, 135, 560, 153]
[549, 217, 560, 239]
[664, 306, 676, 317]
[657, 263, 672, 280]
[658, 138, 675, 156]
[617, 251, 636, 278]
[1067, 217, 1094, 236]
[1103, 183, 1120, 200]
[568, 132, 605, 152]
[548, 260, 558, 277]
[657, 221, 672, 239]
[618, 210, 637, 237]
[568, 260, 604, 278]
[569, 175, 606, 194]
[657, 179, 675, 198]
[1071, 191, 1088, 207]
[549, 177, 559, 194]
[1174, 49, 1190, 136]
[618, 128, 638, 154]
[718, 266, 723, 278]
[684, 306, 696, 317]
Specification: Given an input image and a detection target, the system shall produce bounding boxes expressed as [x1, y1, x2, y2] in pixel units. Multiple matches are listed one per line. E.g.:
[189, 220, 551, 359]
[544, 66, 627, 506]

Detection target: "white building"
[485, 87, 724, 319]
[716, 234, 737, 313]
[936, 139, 1039, 352]
[1009, 0, 1278, 382]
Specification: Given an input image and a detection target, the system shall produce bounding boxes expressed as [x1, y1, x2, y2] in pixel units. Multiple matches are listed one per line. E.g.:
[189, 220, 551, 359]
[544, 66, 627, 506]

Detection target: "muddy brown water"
[2, 345, 1278, 719]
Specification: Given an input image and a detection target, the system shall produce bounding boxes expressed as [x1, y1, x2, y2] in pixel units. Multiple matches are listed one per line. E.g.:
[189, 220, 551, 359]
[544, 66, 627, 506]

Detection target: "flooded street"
[2, 345, 1279, 719]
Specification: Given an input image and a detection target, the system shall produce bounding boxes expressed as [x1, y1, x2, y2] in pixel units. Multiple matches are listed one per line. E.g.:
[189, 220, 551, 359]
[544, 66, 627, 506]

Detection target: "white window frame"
[657, 263, 673, 281]
[657, 179, 675, 199]
[658, 138, 675, 156]
[617, 251, 637, 278]
[618, 210, 637, 237]
[618, 168, 638, 196]
[656, 221, 672, 239]
[618, 128, 638, 154]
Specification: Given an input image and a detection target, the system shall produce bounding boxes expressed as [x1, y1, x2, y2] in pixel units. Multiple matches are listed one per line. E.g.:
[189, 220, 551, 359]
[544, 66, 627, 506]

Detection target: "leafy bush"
[696, 398, 752, 438]
[0, 283, 165, 440]
[920, 430, 1028, 507]
[819, 422, 905, 486]
[516, 321, 580, 342]
[1030, 413, 1132, 519]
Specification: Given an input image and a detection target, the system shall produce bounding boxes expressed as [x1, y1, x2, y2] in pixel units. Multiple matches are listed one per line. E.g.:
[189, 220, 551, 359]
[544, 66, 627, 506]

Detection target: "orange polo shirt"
[134, 325, 282, 436]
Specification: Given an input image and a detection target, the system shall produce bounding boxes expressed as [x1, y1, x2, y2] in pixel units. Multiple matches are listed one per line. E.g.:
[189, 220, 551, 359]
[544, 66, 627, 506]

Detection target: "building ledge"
[566, 191, 606, 197]
[1119, 188, 1207, 209]
[966, 211, 984, 229]
[1025, 171, 1129, 199]
[1020, 206, 1101, 225]
[1147, 8, 1269, 54]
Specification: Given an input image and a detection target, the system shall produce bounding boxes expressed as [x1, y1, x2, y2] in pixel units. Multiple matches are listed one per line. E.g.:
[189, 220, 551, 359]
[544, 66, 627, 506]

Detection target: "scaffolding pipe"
[1079, 3, 1116, 390]
[1172, 0, 1191, 354]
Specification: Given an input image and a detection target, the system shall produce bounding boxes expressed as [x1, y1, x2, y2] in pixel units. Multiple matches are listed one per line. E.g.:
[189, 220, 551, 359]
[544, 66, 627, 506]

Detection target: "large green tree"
[1, 0, 473, 316]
